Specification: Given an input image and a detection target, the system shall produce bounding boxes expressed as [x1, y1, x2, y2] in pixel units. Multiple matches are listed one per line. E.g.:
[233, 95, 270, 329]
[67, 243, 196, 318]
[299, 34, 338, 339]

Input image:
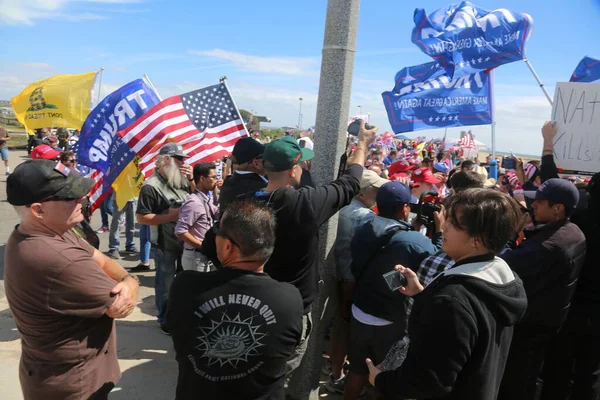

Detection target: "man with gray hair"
[136, 142, 195, 335]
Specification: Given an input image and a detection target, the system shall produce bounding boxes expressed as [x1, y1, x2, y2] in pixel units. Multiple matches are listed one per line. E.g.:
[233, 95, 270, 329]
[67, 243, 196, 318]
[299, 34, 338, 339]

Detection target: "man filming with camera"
[344, 181, 443, 399]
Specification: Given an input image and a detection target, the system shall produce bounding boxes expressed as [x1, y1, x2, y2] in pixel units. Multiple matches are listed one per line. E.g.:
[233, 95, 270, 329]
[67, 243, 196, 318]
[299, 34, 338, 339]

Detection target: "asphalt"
[0, 150, 341, 400]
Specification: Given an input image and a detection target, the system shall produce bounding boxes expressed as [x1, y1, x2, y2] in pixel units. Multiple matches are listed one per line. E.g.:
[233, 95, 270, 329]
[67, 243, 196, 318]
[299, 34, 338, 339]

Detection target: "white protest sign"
[551, 82, 600, 175]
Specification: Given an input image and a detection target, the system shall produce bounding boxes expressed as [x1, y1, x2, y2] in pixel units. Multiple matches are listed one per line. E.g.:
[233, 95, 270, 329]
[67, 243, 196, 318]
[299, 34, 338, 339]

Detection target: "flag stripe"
[120, 97, 183, 143]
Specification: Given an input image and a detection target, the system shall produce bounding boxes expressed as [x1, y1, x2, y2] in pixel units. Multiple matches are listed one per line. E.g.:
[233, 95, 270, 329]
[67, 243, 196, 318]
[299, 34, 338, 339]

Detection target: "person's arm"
[136, 185, 180, 225]
[370, 294, 477, 399]
[174, 200, 203, 248]
[540, 121, 559, 181]
[92, 249, 139, 318]
[302, 122, 377, 226]
[515, 158, 526, 186]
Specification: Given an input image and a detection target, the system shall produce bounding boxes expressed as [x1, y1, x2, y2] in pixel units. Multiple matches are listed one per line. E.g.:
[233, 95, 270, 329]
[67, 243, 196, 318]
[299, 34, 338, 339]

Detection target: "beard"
[163, 159, 184, 188]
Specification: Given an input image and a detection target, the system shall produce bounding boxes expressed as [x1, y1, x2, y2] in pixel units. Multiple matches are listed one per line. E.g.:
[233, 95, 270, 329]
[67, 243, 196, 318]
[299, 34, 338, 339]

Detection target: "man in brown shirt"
[5, 159, 140, 400]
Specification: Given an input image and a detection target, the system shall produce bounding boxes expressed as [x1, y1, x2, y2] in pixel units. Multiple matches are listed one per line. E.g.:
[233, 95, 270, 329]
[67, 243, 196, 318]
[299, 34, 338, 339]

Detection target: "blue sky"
[1, 0, 599, 154]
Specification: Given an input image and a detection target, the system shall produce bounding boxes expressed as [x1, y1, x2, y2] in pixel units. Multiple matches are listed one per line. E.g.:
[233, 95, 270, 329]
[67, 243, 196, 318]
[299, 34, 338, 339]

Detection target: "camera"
[347, 119, 373, 136]
[410, 190, 442, 235]
[170, 200, 184, 208]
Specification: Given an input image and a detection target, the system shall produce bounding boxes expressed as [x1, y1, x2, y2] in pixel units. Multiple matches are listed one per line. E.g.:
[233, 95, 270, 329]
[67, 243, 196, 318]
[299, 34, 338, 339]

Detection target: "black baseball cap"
[7, 160, 94, 206]
[524, 178, 580, 209]
[232, 137, 264, 164]
[159, 142, 189, 158]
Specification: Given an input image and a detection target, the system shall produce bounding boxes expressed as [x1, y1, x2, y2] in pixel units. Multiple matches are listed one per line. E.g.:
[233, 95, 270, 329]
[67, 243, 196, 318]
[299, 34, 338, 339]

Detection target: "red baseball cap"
[31, 144, 62, 160]
[388, 160, 416, 177]
[412, 168, 441, 185]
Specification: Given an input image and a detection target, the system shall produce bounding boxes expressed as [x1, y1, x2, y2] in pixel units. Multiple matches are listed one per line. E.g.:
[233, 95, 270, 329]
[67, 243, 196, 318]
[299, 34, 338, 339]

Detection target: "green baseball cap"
[7, 159, 94, 206]
[263, 136, 315, 172]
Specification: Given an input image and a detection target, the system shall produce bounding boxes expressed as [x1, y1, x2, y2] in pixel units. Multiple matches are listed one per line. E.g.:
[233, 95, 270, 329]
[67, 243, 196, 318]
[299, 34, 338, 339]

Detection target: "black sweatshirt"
[255, 163, 362, 313]
[375, 254, 527, 400]
[219, 172, 267, 213]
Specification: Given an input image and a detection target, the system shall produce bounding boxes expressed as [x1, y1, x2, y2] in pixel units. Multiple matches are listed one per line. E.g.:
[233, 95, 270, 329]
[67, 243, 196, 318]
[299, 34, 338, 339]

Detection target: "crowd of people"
[3, 119, 600, 400]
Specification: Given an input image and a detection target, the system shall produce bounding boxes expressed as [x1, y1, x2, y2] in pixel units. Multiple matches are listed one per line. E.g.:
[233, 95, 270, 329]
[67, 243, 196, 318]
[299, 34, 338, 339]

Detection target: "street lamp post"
[298, 98, 303, 129]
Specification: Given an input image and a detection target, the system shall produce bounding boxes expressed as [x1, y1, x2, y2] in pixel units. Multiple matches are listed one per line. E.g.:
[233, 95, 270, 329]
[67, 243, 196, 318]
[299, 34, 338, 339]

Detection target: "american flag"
[118, 82, 248, 178]
[458, 131, 475, 149]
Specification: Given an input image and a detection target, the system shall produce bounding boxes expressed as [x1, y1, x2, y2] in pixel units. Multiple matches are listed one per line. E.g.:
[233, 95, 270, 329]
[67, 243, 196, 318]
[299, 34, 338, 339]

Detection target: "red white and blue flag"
[458, 131, 475, 149]
[118, 82, 248, 178]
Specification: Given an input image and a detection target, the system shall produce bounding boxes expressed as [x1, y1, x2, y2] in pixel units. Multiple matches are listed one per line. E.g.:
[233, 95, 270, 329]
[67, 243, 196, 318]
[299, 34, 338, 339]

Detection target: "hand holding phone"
[383, 270, 408, 292]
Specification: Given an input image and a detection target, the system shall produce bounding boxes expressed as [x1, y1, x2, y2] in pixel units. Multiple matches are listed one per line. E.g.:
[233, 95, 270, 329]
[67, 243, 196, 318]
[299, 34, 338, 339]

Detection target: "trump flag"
[382, 61, 492, 133]
[412, 1, 533, 79]
[570, 56, 600, 83]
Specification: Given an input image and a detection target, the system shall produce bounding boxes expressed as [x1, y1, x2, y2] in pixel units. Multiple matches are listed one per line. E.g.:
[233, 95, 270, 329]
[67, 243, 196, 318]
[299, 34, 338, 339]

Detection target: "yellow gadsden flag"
[11, 72, 97, 131]
[112, 156, 146, 210]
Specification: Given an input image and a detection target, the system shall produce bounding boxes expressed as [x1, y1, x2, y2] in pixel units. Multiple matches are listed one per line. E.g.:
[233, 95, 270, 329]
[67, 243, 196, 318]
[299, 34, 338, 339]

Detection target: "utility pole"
[286, 0, 361, 398]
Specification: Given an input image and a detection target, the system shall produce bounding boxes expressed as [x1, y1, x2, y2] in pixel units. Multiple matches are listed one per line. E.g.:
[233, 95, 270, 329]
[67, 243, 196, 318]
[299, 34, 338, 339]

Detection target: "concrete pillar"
[286, 0, 361, 398]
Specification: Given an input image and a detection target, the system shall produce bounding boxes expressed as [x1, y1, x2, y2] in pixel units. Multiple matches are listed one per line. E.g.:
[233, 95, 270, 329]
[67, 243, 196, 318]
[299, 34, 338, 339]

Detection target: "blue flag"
[382, 61, 492, 133]
[570, 56, 600, 83]
[412, 1, 533, 79]
[77, 78, 161, 199]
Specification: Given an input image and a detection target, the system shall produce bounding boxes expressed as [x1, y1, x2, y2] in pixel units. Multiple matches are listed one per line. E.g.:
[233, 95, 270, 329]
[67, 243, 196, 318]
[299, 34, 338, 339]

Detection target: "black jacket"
[255, 164, 362, 313]
[219, 172, 267, 213]
[375, 254, 527, 400]
[351, 216, 442, 324]
[500, 220, 586, 328]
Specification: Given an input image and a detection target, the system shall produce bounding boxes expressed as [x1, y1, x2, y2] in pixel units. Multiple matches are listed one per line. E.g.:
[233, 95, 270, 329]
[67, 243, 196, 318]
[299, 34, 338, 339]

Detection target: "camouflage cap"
[7, 159, 94, 206]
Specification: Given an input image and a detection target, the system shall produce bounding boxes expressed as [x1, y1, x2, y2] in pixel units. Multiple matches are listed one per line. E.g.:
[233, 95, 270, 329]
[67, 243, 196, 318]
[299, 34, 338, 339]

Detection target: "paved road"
[0, 150, 340, 399]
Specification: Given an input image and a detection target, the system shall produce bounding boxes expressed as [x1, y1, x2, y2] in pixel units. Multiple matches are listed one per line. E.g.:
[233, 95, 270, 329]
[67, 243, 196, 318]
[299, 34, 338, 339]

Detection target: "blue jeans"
[99, 200, 110, 227]
[153, 248, 181, 324]
[139, 224, 151, 264]
[108, 199, 136, 251]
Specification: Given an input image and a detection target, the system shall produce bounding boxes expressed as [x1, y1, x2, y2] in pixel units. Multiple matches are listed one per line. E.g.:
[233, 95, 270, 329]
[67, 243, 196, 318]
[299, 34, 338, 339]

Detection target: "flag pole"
[523, 59, 553, 105]
[143, 74, 163, 101]
[490, 69, 496, 160]
[220, 76, 249, 136]
[96, 67, 105, 104]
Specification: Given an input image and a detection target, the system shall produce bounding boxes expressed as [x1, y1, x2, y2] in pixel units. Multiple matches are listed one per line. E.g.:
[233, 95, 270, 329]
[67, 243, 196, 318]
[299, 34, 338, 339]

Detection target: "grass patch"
[6, 133, 29, 148]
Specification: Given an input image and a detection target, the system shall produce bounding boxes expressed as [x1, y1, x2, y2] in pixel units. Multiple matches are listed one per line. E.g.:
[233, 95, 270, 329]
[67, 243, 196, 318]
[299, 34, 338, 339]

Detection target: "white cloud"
[0, 0, 142, 25]
[188, 49, 319, 76]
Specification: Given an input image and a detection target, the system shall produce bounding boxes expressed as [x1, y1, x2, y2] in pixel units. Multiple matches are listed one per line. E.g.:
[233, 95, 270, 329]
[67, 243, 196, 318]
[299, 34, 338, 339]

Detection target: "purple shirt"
[174, 190, 219, 250]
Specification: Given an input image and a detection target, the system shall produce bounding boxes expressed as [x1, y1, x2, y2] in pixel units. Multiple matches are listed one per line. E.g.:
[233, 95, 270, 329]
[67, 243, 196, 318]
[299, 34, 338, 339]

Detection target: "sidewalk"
[0, 150, 341, 399]
[0, 150, 176, 399]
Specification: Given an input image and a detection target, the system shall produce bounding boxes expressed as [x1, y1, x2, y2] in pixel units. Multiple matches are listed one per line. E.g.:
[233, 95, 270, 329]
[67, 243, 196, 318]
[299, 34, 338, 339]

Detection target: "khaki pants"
[181, 250, 212, 272]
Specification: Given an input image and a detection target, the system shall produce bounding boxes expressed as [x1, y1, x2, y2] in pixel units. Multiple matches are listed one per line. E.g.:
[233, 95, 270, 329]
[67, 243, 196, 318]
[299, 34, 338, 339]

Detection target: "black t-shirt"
[167, 268, 303, 400]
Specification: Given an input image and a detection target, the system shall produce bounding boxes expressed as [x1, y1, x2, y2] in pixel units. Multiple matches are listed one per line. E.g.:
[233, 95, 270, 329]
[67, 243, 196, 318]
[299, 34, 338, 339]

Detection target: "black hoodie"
[375, 254, 527, 400]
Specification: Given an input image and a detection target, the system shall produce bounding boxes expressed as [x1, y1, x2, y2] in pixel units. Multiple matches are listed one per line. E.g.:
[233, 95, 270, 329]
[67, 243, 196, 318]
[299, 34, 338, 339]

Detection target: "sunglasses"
[68, 159, 77, 163]
[212, 224, 240, 247]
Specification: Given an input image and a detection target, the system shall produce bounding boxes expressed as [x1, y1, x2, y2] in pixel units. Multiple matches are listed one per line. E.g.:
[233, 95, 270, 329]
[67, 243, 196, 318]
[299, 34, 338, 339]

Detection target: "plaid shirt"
[417, 250, 455, 286]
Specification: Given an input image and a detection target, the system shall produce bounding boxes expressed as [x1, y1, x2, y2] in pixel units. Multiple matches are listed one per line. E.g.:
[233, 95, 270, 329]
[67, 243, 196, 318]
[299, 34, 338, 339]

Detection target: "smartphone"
[501, 156, 516, 170]
[509, 149, 516, 159]
[383, 270, 408, 291]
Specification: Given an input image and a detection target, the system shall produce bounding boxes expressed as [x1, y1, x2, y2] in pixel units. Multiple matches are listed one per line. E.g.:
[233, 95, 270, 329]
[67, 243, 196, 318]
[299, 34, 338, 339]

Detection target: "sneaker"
[325, 374, 346, 394]
[96, 226, 109, 233]
[160, 324, 171, 335]
[107, 249, 121, 259]
[129, 263, 151, 272]
[124, 247, 138, 254]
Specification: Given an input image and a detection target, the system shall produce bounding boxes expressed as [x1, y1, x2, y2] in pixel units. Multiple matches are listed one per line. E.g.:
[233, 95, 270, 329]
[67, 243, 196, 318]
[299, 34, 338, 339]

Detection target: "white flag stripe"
[132, 114, 191, 153]
[139, 131, 244, 176]
[121, 102, 184, 143]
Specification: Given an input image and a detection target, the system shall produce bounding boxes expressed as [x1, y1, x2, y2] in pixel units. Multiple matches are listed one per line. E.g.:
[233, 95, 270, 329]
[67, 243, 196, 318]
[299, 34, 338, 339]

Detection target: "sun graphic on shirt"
[196, 312, 267, 368]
